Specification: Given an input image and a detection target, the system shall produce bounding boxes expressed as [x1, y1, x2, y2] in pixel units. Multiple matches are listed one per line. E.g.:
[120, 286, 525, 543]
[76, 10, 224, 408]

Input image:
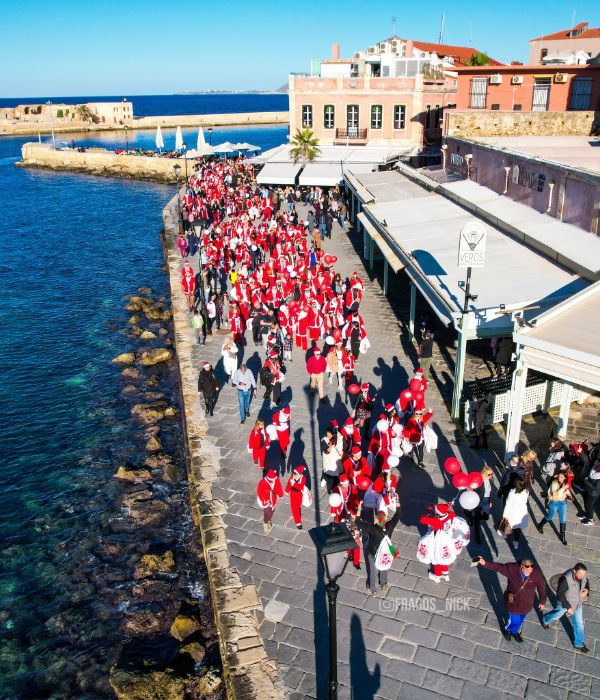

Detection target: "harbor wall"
[1, 111, 289, 136]
[161, 197, 283, 700]
[19, 143, 197, 183]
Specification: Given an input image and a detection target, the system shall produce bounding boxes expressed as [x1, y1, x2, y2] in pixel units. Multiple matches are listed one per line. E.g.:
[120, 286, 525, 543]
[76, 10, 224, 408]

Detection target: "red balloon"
[330, 255, 338, 263]
[332, 328, 342, 341]
[356, 476, 371, 491]
[288, 300, 298, 311]
[444, 457, 461, 475]
[323, 254, 333, 265]
[348, 383, 361, 395]
[453, 472, 469, 489]
[414, 390, 425, 406]
[320, 283, 329, 292]
[468, 471, 484, 489]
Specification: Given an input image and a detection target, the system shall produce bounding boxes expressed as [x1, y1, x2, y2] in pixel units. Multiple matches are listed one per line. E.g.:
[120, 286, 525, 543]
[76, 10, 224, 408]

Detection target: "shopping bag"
[401, 438, 413, 455]
[302, 486, 313, 508]
[423, 424, 438, 453]
[374, 535, 398, 571]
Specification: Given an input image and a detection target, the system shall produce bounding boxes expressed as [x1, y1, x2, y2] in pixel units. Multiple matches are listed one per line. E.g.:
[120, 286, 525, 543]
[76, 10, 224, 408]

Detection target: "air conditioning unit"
[489, 74, 503, 85]
[353, 52, 361, 59]
[554, 73, 568, 83]
[511, 75, 524, 85]
[379, 42, 387, 49]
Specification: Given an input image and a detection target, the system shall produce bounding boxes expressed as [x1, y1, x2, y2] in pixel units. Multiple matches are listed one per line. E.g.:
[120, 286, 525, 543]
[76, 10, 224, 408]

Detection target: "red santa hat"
[338, 473, 349, 484]
[330, 419, 338, 428]
[269, 350, 278, 358]
[415, 368, 424, 376]
[434, 503, 452, 516]
[294, 465, 305, 474]
[372, 478, 385, 494]
[266, 469, 277, 479]
[202, 361, 210, 368]
[281, 407, 291, 420]
[314, 348, 321, 355]
[385, 403, 394, 411]
[361, 382, 369, 390]
[351, 445, 362, 457]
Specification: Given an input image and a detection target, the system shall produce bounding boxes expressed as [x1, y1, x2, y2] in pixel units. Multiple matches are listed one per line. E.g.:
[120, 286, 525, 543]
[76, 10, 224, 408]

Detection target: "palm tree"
[289, 128, 320, 165]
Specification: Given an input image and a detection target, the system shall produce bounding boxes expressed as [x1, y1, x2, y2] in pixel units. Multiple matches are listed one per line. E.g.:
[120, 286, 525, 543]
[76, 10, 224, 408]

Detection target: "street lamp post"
[207, 127, 213, 145]
[46, 101, 56, 150]
[124, 125, 129, 153]
[310, 522, 358, 700]
[173, 164, 182, 235]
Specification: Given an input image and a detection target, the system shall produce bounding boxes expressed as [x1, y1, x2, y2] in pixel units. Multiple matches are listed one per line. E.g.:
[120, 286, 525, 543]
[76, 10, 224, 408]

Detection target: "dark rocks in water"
[161, 461, 181, 483]
[178, 641, 205, 664]
[127, 500, 168, 526]
[138, 391, 165, 401]
[143, 307, 171, 322]
[146, 374, 161, 388]
[133, 551, 176, 580]
[145, 435, 162, 453]
[121, 489, 153, 509]
[191, 669, 223, 697]
[127, 314, 141, 325]
[144, 453, 174, 470]
[121, 606, 170, 638]
[140, 330, 158, 340]
[112, 352, 136, 365]
[138, 287, 153, 295]
[138, 347, 173, 366]
[122, 367, 143, 380]
[132, 579, 174, 601]
[170, 614, 201, 642]
[109, 667, 186, 700]
[122, 385, 138, 395]
[131, 401, 169, 425]
[114, 466, 153, 483]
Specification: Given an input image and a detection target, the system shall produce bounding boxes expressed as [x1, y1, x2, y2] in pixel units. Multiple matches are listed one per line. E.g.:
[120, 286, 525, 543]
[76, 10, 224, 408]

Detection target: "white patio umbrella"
[196, 126, 206, 150]
[155, 125, 164, 153]
[212, 143, 234, 153]
[175, 125, 184, 151]
[235, 142, 261, 153]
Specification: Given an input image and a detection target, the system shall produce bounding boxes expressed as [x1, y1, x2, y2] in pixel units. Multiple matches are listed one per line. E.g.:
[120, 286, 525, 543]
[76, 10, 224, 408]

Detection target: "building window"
[540, 48, 548, 60]
[425, 105, 431, 130]
[347, 105, 359, 130]
[569, 77, 592, 110]
[371, 104, 383, 129]
[470, 78, 487, 108]
[532, 78, 551, 111]
[323, 105, 335, 129]
[393, 105, 406, 129]
[435, 105, 441, 127]
[301, 104, 313, 128]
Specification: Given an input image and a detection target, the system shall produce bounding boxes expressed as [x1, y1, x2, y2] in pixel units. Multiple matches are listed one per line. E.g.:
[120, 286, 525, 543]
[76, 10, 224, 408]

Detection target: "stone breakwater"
[1, 111, 289, 136]
[19, 143, 196, 183]
[161, 195, 284, 699]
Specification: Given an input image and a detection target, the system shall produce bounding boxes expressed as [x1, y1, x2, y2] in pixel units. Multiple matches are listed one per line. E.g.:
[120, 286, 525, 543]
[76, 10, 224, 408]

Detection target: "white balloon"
[459, 490, 481, 511]
[387, 455, 400, 468]
[329, 493, 342, 507]
[325, 336, 335, 345]
[265, 425, 277, 440]
[376, 419, 389, 433]
[286, 265, 294, 272]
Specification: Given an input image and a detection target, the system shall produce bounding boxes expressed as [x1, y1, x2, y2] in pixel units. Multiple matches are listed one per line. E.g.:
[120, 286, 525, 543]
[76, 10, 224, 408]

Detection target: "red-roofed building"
[529, 22, 600, 64]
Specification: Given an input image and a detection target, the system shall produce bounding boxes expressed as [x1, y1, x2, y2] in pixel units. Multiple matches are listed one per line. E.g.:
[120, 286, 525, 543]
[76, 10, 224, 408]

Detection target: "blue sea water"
[0, 93, 289, 118]
[0, 98, 287, 697]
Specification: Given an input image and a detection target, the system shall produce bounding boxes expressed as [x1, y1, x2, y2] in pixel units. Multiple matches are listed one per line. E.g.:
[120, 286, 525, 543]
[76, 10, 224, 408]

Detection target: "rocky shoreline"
[106, 288, 224, 699]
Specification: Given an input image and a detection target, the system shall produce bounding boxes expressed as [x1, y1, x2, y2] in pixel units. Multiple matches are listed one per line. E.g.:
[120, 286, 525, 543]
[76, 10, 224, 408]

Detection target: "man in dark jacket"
[198, 361, 219, 416]
[580, 459, 600, 525]
[542, 563, 590, 652]
[472, 389, 492, 449]
[358, 507, 401, 595]
[477, 556, 546, 642]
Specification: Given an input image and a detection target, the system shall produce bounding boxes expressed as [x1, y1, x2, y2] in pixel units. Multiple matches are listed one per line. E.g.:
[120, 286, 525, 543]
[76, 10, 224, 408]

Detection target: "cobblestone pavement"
[189, 210, 600, 700]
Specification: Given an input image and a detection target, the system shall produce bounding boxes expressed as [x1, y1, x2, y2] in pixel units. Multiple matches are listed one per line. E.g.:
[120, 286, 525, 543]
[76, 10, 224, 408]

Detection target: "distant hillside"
[275, 83, 289, 93]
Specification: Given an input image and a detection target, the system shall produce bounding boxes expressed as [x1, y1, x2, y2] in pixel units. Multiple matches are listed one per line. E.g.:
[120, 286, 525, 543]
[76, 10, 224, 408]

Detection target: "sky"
[1, 0, 598, 98]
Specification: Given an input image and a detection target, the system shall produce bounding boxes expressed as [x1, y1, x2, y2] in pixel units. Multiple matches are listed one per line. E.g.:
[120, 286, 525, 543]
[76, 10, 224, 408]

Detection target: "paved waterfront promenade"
[182, 208, 600, 699]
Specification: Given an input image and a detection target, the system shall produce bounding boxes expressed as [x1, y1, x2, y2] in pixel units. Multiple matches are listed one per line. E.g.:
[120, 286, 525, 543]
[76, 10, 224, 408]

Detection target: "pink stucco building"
[529, 22, 600, 64]
[288, 37, 499, 153]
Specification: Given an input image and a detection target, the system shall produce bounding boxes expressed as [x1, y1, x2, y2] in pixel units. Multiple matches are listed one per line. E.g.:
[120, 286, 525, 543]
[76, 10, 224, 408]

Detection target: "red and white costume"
[417, 503, 470, 581]
[285, 466, 307, 528]
[272, 407, 291, 457]
[248, 425, 270, 469]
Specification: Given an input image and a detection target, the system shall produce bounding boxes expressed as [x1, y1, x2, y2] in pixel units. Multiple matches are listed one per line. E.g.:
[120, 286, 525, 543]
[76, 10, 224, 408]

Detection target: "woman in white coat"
[498, 477, 529, 551]
[221, 334, 238, 382]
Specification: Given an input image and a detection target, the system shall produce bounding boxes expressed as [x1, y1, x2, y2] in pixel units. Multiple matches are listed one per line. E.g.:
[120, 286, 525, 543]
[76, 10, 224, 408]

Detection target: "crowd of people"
[176, 156, 594, 654]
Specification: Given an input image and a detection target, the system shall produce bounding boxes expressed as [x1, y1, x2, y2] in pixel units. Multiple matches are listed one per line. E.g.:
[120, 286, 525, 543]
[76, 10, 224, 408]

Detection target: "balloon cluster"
[443, 457, 482, 510]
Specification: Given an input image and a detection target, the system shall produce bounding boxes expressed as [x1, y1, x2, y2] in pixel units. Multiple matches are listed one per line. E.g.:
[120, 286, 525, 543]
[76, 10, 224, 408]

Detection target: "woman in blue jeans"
[536, 472, 571, 545]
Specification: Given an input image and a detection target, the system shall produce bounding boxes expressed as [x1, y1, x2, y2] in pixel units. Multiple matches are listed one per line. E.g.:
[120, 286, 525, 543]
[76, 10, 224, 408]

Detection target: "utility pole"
[438, 13, 445, 44]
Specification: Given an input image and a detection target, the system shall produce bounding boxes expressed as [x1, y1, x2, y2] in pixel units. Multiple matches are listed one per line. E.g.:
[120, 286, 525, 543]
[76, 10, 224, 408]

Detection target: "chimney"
[332, 42, 340, 61]
[405, 40, 414, 58]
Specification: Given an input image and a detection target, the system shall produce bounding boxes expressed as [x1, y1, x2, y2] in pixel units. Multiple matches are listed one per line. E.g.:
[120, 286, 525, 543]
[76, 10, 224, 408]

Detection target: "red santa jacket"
[256, 475, 284, 508]
[306, 354, 327, 375]
[403, 411, 433, 443]
[248, 428, 269, 452]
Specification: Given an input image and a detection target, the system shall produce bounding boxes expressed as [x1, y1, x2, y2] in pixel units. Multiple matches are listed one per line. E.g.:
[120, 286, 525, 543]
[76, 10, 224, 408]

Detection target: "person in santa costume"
[403, 407, 433, 469]
[181, 272, 196, 311]
[256, 468, 284, 534]
[272, 406, 291, 461]
[248, 418, 269, 471]
[285, 465, 308, 530]
[409, 367, 428, 394]
[353, 383, 375, 437]
[417, 502, 470, 582]
[343, 445, 372, 485]
[341, 417, 361, 459]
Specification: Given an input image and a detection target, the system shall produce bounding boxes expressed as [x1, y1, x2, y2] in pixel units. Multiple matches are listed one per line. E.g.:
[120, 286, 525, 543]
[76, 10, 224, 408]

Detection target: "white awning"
[256, 162, 302, 185]
[358, 212, 405, 274]
[298, 163, 343, 187]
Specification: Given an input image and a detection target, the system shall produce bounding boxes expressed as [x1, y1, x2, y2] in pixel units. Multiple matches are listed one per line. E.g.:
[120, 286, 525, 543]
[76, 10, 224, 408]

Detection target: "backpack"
[259, 365, 272, 385]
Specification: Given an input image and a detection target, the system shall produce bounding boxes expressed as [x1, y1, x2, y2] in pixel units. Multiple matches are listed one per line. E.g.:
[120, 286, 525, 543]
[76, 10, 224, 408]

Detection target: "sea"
[0, 94, 288, 698]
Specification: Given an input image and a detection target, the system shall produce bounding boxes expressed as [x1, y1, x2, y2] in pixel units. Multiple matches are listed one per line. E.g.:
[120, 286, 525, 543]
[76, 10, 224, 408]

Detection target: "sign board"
[458, 221, 487, 268]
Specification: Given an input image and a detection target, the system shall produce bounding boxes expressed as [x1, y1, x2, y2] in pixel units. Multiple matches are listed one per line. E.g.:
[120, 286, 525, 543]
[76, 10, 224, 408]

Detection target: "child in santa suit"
[417, 503, 470, 582]
[285, 465, 307, 530]
[248, 418, 269, 471]
[272, 406, 291, 461]
[256, 469, 284, 534]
